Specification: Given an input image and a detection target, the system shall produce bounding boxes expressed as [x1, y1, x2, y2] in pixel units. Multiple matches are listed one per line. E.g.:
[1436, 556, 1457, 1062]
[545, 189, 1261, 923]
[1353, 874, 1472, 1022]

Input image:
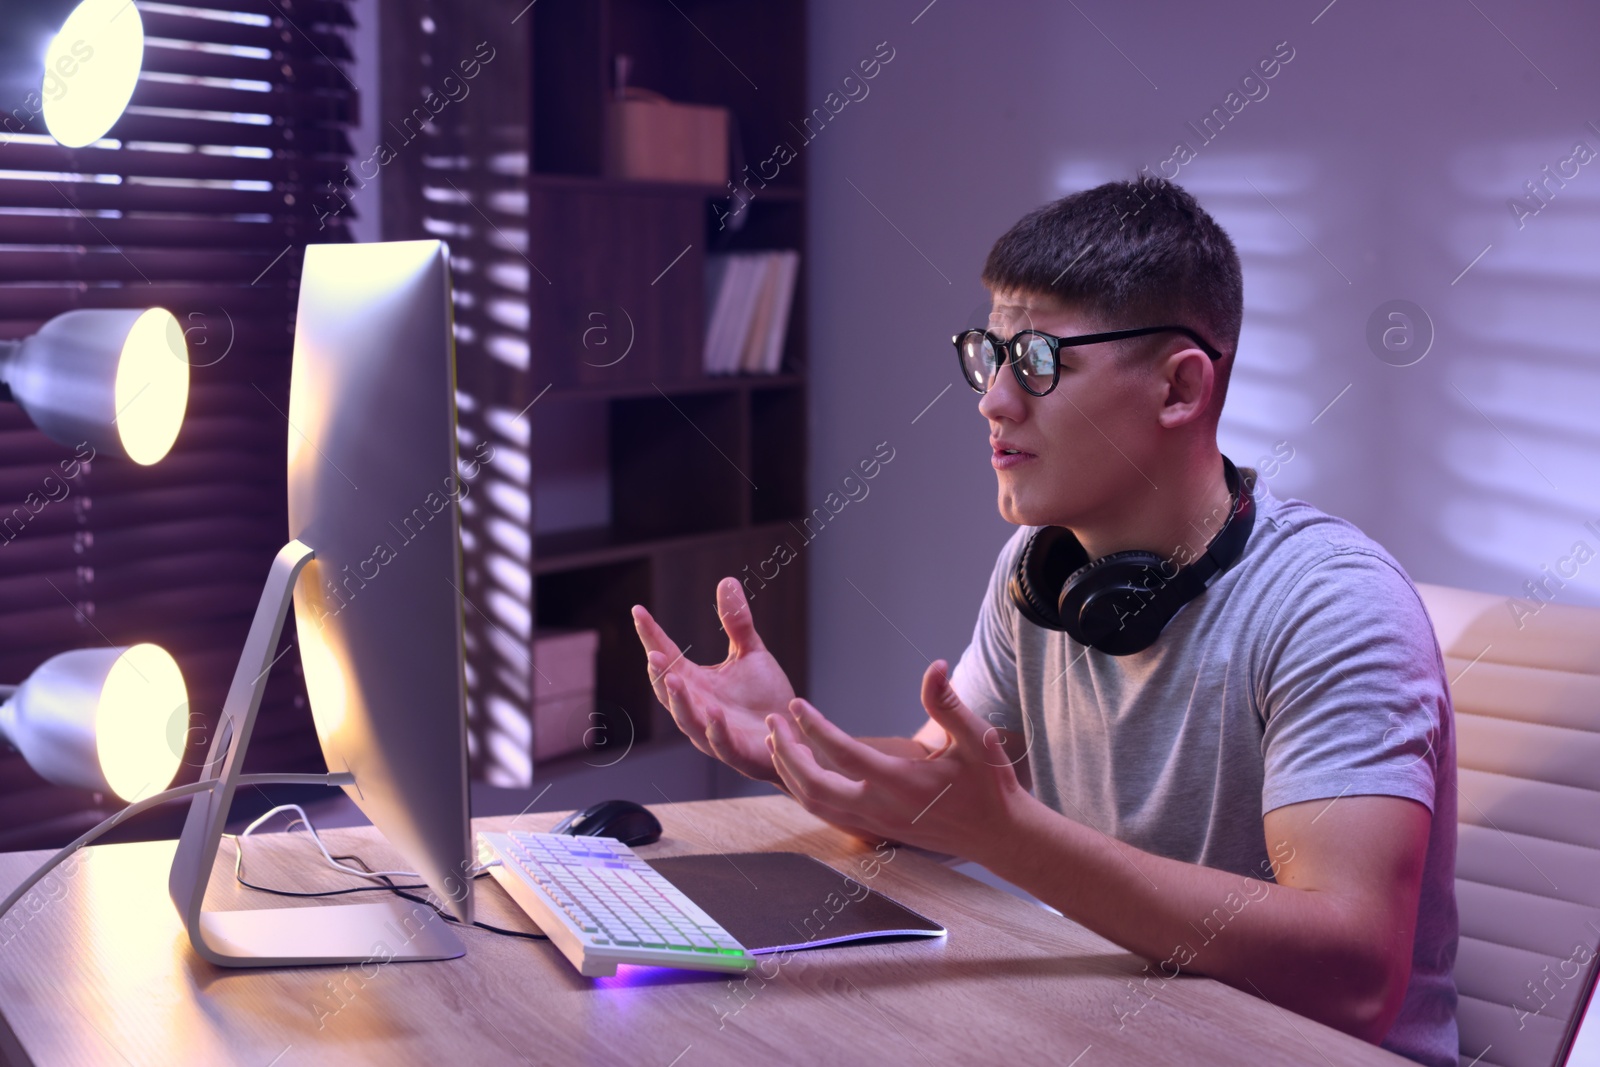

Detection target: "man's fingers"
[644, 650, 671, 709]
[766, 714, 867, 808]
[766, 739, 884, 840]
[706, 709, 778, 784]
[787, 698, 898, 780]
[632, 604, 685, 665]
[717, 577, 768, 657]
[704, 708, 740, 766]
[919, 659, 995, 755]
[773, 766, 883, 838]
[663, 672, 715, 759]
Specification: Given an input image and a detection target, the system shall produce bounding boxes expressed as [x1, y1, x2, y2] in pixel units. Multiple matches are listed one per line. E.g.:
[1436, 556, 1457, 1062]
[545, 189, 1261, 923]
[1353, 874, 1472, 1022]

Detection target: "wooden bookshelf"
[382, 0, 808, 791]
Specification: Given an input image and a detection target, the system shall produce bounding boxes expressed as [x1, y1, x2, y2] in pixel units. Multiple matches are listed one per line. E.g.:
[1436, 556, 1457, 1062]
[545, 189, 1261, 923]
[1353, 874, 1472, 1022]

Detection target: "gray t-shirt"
[950, 467, 1459, 1067]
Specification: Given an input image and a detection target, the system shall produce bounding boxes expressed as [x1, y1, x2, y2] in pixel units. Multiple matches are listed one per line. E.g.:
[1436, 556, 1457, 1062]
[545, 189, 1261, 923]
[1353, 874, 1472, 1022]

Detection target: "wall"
[802, 0, 1600, 739]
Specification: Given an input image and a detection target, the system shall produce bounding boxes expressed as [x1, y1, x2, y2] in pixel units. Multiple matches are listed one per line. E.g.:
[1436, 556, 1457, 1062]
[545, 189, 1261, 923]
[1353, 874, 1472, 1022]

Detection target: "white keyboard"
[477, 830, 755, 977]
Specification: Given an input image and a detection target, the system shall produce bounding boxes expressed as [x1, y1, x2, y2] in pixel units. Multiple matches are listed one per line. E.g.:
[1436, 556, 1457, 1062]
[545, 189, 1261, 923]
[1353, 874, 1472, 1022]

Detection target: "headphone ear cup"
[1009, 527, 1088, 631]
[1057, 549, 1173, 655]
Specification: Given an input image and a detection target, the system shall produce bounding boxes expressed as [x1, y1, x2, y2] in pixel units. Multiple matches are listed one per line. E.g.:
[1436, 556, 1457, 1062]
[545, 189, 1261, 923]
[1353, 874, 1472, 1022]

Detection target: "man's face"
[979, 289, 1164, 529]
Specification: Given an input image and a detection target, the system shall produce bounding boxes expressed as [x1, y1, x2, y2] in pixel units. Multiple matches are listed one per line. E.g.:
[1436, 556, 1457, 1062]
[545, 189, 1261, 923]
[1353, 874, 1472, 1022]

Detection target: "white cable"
[240, 804, 419, 881]
[238, 803, 501, 881]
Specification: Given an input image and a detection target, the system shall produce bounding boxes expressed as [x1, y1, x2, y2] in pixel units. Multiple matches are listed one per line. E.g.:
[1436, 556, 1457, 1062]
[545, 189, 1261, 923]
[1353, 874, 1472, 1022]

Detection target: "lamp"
[0, 0, 145, 148]
[0, 307, 190, 465]
[0, 3, 343, 951]
[0, 643, 187, 802]
[0, 7, 178, 461]
[0, 615, 353, 928]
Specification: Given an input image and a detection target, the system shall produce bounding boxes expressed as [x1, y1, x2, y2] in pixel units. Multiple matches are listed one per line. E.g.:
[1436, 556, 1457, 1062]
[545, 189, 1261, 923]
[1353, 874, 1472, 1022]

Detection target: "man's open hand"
[765, 658, 1031, 859]
[632, 577, 798, 785]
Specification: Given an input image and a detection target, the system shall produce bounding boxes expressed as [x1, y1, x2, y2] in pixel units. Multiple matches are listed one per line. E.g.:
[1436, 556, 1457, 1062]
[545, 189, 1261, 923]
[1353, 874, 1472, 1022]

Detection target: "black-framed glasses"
[951, 325, 1224, 397]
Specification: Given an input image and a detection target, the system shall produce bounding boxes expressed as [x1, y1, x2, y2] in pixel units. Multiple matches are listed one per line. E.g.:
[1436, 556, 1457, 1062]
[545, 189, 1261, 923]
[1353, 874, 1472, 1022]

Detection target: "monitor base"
[198, 900, 464, 966]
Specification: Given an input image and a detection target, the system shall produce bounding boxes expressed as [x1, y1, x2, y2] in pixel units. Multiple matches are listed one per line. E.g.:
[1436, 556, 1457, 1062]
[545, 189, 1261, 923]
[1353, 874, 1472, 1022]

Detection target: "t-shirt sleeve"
[949, 525, 1033, 737]
[1256, 546, 1451, 817]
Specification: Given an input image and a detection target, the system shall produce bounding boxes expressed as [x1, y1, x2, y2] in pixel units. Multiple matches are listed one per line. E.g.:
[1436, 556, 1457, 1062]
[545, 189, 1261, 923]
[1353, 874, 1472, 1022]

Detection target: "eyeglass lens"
[958, 331, 1055, 395]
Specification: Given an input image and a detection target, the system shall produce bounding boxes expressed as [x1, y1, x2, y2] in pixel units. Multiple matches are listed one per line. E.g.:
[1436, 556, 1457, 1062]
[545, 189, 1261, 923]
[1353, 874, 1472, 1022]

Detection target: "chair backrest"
[1415, 582, 1600, 1067]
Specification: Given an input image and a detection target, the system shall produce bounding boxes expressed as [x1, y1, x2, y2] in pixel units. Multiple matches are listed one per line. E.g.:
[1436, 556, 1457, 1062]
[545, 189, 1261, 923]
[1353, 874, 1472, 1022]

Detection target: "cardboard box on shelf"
[603, 95, 729, 185]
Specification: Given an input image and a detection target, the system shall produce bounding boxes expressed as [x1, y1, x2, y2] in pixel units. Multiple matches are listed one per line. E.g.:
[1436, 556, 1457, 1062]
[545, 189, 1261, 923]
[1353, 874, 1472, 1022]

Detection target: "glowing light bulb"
[42, 0, 145, 149]
[95, 643, 186, 802]
[114, 308, 189, 465]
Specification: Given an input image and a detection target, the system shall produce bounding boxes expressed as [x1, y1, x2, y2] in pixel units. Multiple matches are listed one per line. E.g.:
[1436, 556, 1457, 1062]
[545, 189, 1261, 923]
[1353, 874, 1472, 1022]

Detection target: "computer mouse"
[555, 799, 662, 846]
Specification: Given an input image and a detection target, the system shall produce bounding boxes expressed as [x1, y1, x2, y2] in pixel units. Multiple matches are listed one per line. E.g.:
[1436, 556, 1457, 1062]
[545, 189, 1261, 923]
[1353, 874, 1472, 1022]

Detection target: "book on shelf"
[702, 250, 799, 374]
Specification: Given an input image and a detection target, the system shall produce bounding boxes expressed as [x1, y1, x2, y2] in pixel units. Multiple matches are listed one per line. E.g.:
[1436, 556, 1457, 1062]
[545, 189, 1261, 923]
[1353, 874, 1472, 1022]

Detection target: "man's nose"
[978, 352, 1029, 421]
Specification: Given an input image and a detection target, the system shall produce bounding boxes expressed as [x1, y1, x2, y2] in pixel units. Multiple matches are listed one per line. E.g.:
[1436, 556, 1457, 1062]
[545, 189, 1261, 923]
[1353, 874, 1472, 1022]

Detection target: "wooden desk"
[0, 796, 1410, 1066]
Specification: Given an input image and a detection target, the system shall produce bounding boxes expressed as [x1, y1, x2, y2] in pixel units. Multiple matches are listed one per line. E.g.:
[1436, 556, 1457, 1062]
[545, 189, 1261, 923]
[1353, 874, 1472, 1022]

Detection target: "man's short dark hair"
[980, 176, 1243, 410]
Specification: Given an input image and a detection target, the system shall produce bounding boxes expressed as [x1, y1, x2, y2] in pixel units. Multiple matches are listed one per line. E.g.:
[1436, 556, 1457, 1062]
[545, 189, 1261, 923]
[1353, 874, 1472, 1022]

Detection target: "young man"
[631, 177, 1458, 1067]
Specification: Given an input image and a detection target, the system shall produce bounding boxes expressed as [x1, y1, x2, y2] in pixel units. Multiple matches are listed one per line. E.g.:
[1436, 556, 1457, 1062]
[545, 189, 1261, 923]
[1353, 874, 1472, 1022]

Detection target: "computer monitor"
[161, 238, 473, 968]
[287, 239, 474, 924]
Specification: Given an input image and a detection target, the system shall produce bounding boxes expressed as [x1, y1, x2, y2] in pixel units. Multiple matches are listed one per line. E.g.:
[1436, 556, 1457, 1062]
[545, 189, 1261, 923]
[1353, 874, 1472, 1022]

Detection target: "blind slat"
[157, 0, 353, 23]
[0, 214, 339, 250]
[0, 248, 311, 284]
[0, 285, 294, 319]
[0, 176, 305, 215]
[130, 81, 357, 125]
[140, 11, 354, 59]
[140, 47, 350, 88]
[6, 112, 352, 153]
[1, 140, 359, 183]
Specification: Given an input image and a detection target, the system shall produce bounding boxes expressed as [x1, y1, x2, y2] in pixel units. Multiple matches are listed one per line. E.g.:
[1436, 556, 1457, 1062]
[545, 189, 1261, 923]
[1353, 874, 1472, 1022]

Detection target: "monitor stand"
[167, 540, 466, 967]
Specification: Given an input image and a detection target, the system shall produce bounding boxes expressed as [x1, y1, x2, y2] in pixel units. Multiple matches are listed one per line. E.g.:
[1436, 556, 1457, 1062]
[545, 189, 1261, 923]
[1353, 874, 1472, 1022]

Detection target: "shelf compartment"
[531, 0, 605, 176]
[535, 557, 654, 760]
[531, 0, 807, 193]
[647, 526, 809, 739]
[607, 0, 806, 193]
[750, 385, 806, 524]
[707, 193, 805, 254]
[610, 389, 743, 540]
[527, 181, 706, 389]
[534, 523, 665, 572]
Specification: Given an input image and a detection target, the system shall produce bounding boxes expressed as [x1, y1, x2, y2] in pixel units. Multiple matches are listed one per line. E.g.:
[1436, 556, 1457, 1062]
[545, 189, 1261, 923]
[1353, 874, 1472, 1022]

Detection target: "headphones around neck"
[1007, 455, 1256, 656]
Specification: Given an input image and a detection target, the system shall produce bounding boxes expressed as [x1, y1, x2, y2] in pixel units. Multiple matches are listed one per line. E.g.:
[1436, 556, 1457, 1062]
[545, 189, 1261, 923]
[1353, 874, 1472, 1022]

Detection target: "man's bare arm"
[984, 793, 1428, 1042]
[765, 661, 1428, 1045]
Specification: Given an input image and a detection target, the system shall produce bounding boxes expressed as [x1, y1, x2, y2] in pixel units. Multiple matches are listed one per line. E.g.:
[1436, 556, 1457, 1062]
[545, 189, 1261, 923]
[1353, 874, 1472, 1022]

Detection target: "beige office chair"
[1415, 582, 1600, 1067]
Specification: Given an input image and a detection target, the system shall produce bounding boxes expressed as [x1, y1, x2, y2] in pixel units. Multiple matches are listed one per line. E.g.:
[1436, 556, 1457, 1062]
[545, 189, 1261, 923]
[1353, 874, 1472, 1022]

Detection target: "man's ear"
[1154, 345, 1215, 428]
